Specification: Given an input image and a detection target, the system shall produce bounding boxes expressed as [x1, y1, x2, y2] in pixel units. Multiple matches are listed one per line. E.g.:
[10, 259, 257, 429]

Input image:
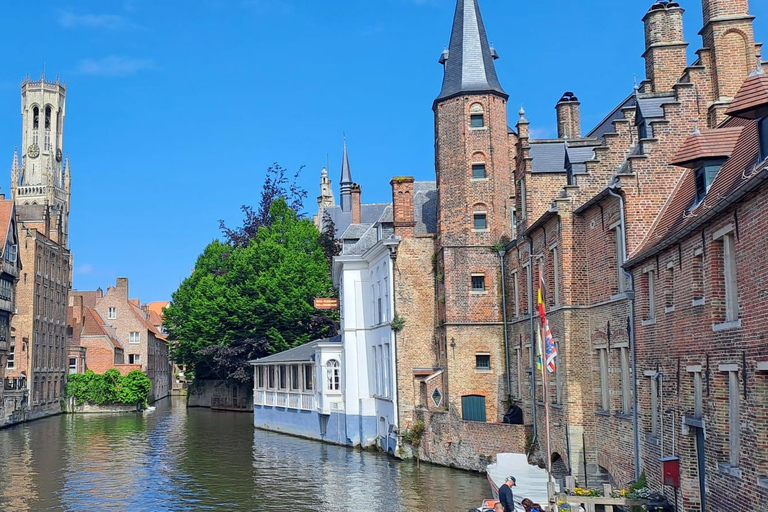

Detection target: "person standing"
[498, 476, 516, 512]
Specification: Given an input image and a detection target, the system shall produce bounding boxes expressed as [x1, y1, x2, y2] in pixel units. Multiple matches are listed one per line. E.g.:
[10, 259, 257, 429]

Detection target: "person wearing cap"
[498, 476, 516, 512]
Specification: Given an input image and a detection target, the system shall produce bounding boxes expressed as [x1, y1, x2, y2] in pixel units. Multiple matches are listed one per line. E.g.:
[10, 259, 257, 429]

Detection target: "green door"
[461, 395, 486, 422]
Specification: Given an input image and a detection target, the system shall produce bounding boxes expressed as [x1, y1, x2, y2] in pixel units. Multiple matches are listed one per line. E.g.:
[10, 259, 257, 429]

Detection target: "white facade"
[334, 237, 399, 453]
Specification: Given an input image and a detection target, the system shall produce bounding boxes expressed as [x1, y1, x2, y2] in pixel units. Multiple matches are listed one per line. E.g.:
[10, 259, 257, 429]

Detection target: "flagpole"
[540, 320, 554, 503]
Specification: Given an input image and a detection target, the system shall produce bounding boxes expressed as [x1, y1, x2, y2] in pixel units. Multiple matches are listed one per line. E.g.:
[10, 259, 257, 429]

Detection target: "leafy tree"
[165, 198, 338, 382]
[66, 370, 152, 406]
[219, 163, 308, 247]
[318, 211, 341, 266]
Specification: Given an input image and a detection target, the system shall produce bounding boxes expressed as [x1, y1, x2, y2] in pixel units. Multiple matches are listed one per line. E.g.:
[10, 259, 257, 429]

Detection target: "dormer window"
[759, 116, 768, 161]
[694, 158, 727, 205]
[470, 104, 485, 128]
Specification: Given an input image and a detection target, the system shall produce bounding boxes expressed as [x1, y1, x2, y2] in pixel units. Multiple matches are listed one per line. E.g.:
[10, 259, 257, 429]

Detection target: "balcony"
[254, 390, 316, 411]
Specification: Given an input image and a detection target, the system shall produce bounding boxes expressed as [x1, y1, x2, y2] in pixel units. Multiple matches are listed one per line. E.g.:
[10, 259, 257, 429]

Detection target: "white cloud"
[75, 56, 156, 77]
[58, 10, 141, 31]
[76, 263, 94, 275]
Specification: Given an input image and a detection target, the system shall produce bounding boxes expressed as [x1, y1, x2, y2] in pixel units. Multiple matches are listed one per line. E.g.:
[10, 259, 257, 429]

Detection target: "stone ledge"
[718, 463, 742, 479]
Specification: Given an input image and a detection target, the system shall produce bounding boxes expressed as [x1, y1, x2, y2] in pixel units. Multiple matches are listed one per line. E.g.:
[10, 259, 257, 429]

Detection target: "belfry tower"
[10, 74, 71, 247]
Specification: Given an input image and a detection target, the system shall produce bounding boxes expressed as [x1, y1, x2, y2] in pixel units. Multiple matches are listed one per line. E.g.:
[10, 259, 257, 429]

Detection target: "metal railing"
[253, 390, 316, 411]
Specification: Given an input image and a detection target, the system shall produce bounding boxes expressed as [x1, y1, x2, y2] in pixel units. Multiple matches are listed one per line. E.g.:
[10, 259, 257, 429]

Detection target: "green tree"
[165, 198, 337, 382]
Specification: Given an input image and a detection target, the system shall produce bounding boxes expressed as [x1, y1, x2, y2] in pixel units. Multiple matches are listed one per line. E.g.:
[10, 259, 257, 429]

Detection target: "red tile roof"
[147, 301, 169, 316]
[725, 73, 768, 119]
[130, 303, 167, 342]
[81, 306, 123, 349]
[669, 127, 744, 168]
[0, 201, 14, 250]
[631, 116, 764, 263]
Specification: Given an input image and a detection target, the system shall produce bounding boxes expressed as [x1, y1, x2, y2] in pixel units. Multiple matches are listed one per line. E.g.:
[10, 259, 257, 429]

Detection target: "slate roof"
[530, 142, 567, 173]
[414, 181, 437, 235]
[670, 127, 744, 167]
[636, 95, 674, 121]
[340, 139, 353, 186]
[325, 203, 391, 241]
[566, 145, 597, 174]
[251, 335, 342, 364]
[725, 72, 768, 119]
[629, 115, 765, 265]
[587, 94, 636, 141]
[436, 0, 506, 102]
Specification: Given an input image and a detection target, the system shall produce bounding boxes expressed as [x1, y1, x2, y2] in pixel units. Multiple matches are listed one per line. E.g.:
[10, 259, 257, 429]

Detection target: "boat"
[468, 498, 501, 511]
[485, 453, 551, 511]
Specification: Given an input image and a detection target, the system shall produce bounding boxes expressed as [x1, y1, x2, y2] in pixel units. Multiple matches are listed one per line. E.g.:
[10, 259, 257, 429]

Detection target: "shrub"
[67, 370, 152, 407]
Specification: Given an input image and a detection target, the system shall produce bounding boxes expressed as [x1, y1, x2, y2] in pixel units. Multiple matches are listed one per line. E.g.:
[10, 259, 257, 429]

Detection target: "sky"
[0, 0, 766, 302]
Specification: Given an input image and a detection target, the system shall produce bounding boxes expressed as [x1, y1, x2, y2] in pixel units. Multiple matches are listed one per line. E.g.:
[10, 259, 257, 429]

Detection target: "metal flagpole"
[537, 265, 555, 504]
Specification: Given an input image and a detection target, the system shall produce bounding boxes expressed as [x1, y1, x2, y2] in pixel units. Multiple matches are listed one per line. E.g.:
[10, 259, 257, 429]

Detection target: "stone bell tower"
[10, 74, 71, 247]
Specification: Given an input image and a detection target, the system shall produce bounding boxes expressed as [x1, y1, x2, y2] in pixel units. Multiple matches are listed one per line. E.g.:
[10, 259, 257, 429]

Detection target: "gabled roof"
[82, 307, 123, 350]
[129, 303, 167, 342]
[147, 301, 169, 317]
[0, 201, 14, 250]
[636, 95, 674, 122]
[725, 72, 768, 119]
[629, 116, 764, 265]
[251, 335, 341, 364]
[435, 0, 506, 102]
[670, 127, 744, 167]
[529, 142, 567, 173]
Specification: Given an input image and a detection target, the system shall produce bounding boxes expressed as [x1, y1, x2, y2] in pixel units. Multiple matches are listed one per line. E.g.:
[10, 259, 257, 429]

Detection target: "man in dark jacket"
[498, 476, 516, 512]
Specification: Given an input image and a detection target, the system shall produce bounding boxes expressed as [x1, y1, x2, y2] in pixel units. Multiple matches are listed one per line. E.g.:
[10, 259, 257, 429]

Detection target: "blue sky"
[0, 0, 766, 301]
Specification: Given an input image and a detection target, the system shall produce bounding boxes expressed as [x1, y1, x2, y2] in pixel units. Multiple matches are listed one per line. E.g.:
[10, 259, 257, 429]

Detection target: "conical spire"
[436, 0, 507, 103]
[11, 147, 18, 170]
[339, 138, 353, 212]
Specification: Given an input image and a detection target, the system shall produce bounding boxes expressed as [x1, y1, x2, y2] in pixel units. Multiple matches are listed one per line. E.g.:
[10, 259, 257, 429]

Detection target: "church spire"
[435, 0, 507, 103]
[339, 138, 353, 212]
[11, 147, 18, 171]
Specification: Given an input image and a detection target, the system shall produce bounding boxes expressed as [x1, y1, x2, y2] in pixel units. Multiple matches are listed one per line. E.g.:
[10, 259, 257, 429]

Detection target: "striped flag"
[538, 266, 558, 373]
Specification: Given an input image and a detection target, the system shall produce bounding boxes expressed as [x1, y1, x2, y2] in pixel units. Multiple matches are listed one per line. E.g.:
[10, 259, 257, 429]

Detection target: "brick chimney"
[71, 295, 84, 326]
[116, 278, 129, 299]
[642, 1, 688, 92]
[699, 0, 757, 124]
[391, 177, 416, 238]
[350, 184, 362, 224]
[555, 92, 581, 139]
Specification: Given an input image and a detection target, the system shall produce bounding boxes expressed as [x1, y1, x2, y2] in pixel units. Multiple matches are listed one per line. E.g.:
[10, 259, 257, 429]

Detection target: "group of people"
[494, 476, 544, 512]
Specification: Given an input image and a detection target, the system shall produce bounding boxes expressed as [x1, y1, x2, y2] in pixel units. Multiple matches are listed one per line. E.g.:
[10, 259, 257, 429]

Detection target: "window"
[692, 248, 704, 305]
[599, 348, 610, 411]
[476, 354, 491, 370]
[107, 307, 116, 320]
[759, 115, 768, 161]
[128, 354, 141, 364]
[471, 275, 486, 292]
[257, 366, 264, 388]
[473, 213, 487, 231]
[33, 106, 39, 129]
[665, 263, 675, 312]
[551, 247, 560, 306]
[470, 104, 485, 128]
[620, 347, 631, 414]
[291, 364, 300, 391]
[692, 368, 703, 419]
[694, 159, 726, 204]
[721, 366, 741, 467]
[472, 163, 487, 179]
[278, 365, 286, 390]
[512, 271, 520, 317]
[268, 365, 275, 389]
[723, 233, 739, 322]
[650, 373, 659, 437]
[6, 336, 14, 369]
[5, 243, 16, 264]
[431, 388, 443, 407]
[69, 357, 77, 374]
[614, 224, 626, 293]
[0, 279, 12, 301]
[644, 269, 656, 321]
[461, 395, 487, 422]
[304, 365, 314, 391]
[128, 332, 140, 344]
[384, 344, 391, 397]
[326, 359, 340, 391]
[45, 106, 51, 130]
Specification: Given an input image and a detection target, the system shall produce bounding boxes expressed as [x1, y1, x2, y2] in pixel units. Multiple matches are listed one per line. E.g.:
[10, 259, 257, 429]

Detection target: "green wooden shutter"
[461, 395, 486, 422]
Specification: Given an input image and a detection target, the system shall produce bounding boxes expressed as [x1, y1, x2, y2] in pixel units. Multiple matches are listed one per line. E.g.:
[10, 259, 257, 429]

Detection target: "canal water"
[0, 398, 490, 511]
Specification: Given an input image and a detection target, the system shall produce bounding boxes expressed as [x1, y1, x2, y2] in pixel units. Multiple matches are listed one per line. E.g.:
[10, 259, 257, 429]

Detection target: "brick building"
[70, 278, 171, 402]
[66, 294, 124, 375]
[0, 200, 23, 427]
[4, 75, 72, 423]
[501, 0, 768, 509]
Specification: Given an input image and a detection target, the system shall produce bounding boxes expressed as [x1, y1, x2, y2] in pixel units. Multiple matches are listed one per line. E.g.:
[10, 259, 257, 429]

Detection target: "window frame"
[107, 307, 116, 320]
[473, 212, 488, 231]
[471, 163, 487, 179]
[128, 331, 140, 344]
[326, 359, 341, 392]
[471, 274, 486, 292]
[475, 354, 491, 370]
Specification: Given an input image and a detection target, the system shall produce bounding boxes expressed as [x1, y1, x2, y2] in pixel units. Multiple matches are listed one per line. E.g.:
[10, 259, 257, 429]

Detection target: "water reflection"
[0, 398, 489, 511]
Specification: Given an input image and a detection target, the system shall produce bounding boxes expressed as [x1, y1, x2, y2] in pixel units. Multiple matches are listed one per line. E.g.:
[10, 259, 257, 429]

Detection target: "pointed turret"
[339, 139, 354, 212]
[11, 148, 18, 171]
[435, 0, 507, 104]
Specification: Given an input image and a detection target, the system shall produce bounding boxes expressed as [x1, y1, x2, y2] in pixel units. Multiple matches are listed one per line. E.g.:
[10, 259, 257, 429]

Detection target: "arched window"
[32, 106, 39, 129]
[470, 103, 485, 128]
[471, 152, 487, 179]
[326, 359, 341, 391]
[45, 106, 51, 130]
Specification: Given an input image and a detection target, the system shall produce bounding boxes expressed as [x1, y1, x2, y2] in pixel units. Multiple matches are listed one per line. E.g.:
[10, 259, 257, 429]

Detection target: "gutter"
[607, 187, 641, 482]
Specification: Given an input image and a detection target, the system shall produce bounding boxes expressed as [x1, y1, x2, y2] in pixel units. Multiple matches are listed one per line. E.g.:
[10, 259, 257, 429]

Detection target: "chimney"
[555, 92, 581, 139]
[116, 278, 129, 299]
[350, 184, 362, 225]
[642, 1, 688, 92]
[700, 0, 756, 125]
[71, 295, 84, 329]
[391, 177, 416, 238]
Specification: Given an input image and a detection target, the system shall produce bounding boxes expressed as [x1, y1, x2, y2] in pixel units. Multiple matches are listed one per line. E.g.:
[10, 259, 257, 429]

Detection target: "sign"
[314, 298, 339, 310]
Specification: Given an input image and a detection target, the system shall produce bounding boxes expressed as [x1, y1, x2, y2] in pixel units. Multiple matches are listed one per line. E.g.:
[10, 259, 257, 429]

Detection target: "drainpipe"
[527, 237, 538, 442]
[607, 187, 641, 481]
[499, 249, 512, 401]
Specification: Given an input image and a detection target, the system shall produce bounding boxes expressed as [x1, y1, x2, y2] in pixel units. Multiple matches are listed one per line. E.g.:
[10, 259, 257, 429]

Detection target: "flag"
[538, 265, 557, 373]
[535, 322, 543, 371]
